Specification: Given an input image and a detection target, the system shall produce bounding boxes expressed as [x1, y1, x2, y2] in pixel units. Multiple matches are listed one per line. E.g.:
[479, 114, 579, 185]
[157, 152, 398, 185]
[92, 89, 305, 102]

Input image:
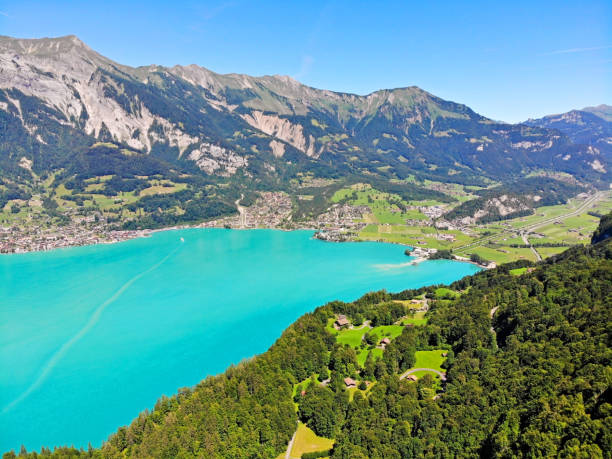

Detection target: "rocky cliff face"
[524, 106, 612, 165]
[0, 35, 609, 186]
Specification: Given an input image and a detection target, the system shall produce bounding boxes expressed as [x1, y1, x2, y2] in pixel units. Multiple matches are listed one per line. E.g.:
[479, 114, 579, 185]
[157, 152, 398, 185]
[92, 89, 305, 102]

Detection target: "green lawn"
[499, 235, 525, 245]
[414, 350, 446, 372]
[357, 347, 383, 367]
[536, 246, 571, 258]
[411, 370, 437, 379]
[458, 245, 537, 264]
[330, 317, 407, 349]
[358, 225, 475, 250]
[393, 299, 426, 310]
[370, 324, 404, 340]
[288, 422, 334, 458]
[434, 287, 458, 299]
[336, 327, 368, 347]
[139, 180, 187, 196]
[399, 311, 427, 326]
[509, 267, 527, 276]
[325, 318, 338, 335]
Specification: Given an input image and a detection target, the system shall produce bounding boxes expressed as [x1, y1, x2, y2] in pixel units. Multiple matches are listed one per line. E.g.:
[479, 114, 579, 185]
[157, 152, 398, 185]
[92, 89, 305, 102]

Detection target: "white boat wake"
[373, 258, 424, 270]
[2, 244, 182, 414]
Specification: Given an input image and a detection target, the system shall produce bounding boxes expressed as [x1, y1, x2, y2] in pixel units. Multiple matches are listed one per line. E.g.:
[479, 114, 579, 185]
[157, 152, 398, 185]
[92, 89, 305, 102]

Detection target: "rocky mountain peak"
[0, 34, 608, 185]
[0, 34, 93, 58]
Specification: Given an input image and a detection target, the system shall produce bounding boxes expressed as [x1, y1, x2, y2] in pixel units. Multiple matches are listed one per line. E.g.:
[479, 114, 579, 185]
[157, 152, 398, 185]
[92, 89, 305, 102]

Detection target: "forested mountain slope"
[6, 214, 610, 458]
[1, 35, 609, 189]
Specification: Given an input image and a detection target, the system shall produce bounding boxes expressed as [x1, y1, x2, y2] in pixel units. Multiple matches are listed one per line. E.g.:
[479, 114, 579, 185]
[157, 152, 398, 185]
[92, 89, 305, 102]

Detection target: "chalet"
[380, 337, 391, 346]
[441, 352, 448, 357]
[336, 314, 349, 327]
[405, 375, 418, 381]
[344, 377, 357, 388]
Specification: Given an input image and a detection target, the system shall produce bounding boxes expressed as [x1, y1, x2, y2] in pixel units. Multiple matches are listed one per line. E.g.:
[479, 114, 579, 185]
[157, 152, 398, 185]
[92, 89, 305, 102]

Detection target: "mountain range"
[525, 104, 612, 165]
[0, 35, 609, 194]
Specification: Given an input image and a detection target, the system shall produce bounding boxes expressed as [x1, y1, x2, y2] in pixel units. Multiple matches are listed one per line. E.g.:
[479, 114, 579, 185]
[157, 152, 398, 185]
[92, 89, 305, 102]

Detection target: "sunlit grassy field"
[414, 350, 446, 372]
[335, 327, 367, 347]
[281, 422, 334, 459]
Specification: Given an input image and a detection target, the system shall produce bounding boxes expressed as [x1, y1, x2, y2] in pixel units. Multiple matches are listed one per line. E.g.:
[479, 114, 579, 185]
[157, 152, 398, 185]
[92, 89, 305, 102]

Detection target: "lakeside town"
[1, 191, 375, 254]
[3, 187, 608, 271]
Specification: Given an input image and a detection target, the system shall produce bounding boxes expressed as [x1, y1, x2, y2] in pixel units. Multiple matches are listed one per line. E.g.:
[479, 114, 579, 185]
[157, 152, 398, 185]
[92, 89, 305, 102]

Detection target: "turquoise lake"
[0, 229, 480, 452]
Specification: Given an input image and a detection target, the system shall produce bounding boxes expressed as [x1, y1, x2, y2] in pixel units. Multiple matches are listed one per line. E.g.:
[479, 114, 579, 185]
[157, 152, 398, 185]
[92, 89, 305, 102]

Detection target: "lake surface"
[0, 229, 480, 452]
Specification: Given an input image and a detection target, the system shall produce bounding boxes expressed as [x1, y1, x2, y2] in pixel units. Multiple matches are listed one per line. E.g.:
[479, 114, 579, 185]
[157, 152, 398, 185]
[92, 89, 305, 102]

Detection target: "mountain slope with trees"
[525, 105, 612, 162]
[1, 35, 609, 190]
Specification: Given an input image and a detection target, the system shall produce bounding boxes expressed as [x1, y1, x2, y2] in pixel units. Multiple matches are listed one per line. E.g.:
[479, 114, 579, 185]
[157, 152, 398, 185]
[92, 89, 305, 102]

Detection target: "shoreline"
[0, 221, 321, 255]
[2, 222, 491, 270]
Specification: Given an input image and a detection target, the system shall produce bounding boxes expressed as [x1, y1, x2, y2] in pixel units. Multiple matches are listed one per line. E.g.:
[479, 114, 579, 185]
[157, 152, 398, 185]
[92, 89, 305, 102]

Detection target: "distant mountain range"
[0, 35, 609, 192]
[525, 104, 612, 165]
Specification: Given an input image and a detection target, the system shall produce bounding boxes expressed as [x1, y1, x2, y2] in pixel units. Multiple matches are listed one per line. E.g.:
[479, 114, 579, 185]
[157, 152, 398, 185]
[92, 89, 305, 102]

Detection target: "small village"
[0, 222, 150, 254]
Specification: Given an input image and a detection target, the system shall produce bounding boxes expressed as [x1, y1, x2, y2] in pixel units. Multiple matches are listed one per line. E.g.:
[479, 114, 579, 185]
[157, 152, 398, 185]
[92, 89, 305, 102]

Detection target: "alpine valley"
[0, 35, 610, 261]
[1, 33, 612, 459]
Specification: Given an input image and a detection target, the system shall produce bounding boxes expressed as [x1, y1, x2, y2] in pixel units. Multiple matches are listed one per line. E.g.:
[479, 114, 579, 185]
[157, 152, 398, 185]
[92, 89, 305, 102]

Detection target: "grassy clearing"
[400, 311, 427, 326]
[412, 370, 442, 379]
[500, 235, 526, 245]
[509, 267, 528, 276]
[325, 318, 337, 335]
[536, 246, 572, 258]
[434, 287, 458, 299]
[357, 348, 383, 367]
[414, 350, 446, 372]
[336, 327, 367, 348]
[393, 299, 425, 310]
[359, 225, 474, 249]
[369, 324, 404, 340]
[288, 422, 334, 458]
[139, 182, 187, 196]
[505, 202, 575, 229]
[459, 245, 537, 264]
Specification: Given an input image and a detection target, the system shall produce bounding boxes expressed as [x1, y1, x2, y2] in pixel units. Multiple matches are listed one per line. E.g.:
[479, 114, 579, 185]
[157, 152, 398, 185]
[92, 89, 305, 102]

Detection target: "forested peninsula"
[5, 214, 611, 459]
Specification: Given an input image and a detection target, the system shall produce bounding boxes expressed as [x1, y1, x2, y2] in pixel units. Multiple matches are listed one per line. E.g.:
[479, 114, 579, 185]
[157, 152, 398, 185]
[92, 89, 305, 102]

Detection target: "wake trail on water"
[2, 244, 182, 414]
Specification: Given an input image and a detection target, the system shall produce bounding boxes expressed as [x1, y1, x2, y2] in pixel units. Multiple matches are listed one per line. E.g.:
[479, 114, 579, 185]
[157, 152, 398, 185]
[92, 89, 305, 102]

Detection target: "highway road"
[453, 191, 606, 253]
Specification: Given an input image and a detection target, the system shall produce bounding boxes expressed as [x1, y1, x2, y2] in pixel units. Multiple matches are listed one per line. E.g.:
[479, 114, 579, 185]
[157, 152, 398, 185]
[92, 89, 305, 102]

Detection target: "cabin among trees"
[335, 314, 349, 328]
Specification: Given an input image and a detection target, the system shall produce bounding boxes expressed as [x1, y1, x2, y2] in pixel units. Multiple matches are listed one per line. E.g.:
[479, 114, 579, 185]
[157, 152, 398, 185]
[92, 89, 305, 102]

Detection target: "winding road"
[400, 368, 447, 381]
[454, 191, 606, 254]
[235, 194, 246, 228]
[521, 232, 542, 261]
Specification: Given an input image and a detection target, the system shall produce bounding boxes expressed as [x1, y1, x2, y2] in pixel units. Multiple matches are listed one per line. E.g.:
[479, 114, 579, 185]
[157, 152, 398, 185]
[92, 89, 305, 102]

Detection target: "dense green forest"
[592, 212, 612, 244]
[5, 214, 611, 458]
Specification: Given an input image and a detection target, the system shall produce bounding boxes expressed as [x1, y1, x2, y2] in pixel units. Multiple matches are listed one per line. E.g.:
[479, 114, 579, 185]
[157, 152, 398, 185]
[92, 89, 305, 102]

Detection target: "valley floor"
[3, 181, 610, 262]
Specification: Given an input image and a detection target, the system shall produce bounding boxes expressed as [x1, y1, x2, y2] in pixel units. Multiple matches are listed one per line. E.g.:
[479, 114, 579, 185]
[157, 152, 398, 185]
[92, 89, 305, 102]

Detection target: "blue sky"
[0, 0, 610, 122]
